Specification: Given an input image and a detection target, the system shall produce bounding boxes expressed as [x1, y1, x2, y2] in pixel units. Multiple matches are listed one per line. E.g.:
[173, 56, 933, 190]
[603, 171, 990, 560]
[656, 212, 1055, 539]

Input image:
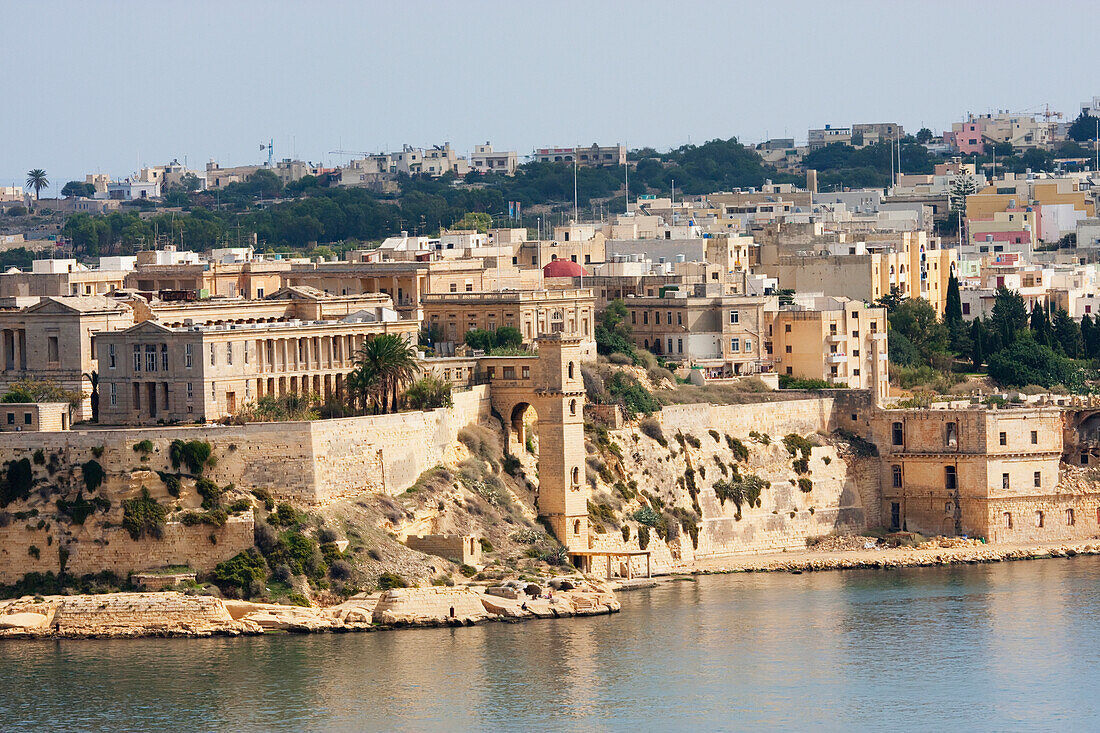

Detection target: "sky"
[2, 0, 1097, 195]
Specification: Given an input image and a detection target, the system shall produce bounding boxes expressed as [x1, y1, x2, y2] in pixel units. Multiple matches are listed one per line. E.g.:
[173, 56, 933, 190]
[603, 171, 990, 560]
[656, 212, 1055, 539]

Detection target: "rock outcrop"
[0, 581, 620, 639]
[0, 592, 261, 638]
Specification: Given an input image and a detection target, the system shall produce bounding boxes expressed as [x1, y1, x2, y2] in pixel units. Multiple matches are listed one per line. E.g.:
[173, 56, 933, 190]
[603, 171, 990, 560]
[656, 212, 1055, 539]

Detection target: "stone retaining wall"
[0, 386, 491, 506]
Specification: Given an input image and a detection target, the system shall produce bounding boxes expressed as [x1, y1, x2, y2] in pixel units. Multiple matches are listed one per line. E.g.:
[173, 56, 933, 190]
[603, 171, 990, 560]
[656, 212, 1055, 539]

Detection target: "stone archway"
[509, 402, 538, 453]
[484, 334, 589, 550]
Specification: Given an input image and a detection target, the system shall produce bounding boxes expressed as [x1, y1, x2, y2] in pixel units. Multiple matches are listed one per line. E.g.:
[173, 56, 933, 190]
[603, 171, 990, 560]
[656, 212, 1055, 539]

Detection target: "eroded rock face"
[0, 592, 262, 638]
[372, 587, 489, 626]
[0, 612, 48, 630]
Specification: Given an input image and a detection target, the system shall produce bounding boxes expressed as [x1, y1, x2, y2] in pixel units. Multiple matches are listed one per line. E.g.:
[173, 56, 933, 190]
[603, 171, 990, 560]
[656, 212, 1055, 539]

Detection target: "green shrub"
[56, 494, 110, 525]
[28, 545, 39, 560]
[329, 560, 353, 581]
[157, 471, 181, 498]
[638, 418, 667, 446]
[212, 549, 267, 597]
[169, 439, 213, 475]
[1, 458, 33, 506]
[378, 571, 409, 590]
[478, 538, 494, 553]
[227, 498, 252, 514]
[621, 525, 631, 542]
[194, 478, 222, 510]
[121, 488, 166, 540]
[501, 453, 522, 477]
[637, 525, 650, 549]
[778, 375, 834, 390]
[798, 478, 813, 493]
[32, 449, 45, 465]
[749, 430, 770, 445]
[403, 375, 454, 411]
[632, 506, 661, 526]
[251, 488, 275, 511]
[459, 564, 477, 577]
[91, 446, 104, 458]
[783, 433, 813, 458]
[180, 510, 227, 527]
[132, 440, 154, 455]
[588, 500, 618, 530]
[81, 460, 105, 493]
[725, 435, 749, 462]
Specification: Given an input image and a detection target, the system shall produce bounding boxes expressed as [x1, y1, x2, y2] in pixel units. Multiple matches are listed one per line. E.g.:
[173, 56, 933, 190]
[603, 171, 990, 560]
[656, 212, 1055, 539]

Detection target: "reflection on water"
[3, 558, 1100, 731]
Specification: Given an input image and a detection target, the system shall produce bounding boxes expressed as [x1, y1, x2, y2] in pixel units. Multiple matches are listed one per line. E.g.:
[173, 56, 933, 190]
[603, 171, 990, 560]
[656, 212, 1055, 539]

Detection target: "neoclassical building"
[95, 307, 418, 424]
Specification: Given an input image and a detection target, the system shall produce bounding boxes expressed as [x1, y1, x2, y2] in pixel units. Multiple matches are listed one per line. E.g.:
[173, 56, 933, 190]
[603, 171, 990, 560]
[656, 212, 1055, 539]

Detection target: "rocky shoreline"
[5, 540, 1099, 640]
[0, 579, 620, 640]
[687, 538, 1100, 574]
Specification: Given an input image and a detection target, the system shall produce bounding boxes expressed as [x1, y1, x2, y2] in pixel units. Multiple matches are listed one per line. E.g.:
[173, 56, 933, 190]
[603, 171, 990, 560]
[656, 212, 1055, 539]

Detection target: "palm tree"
[84, 371, 99, 422]
[349, 334, 419, 414]
[25, 169, 49, 200]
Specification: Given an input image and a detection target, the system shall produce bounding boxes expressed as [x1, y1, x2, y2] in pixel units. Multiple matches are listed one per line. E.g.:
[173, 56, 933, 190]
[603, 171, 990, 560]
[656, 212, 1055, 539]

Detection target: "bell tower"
[531, 334, 589, 550]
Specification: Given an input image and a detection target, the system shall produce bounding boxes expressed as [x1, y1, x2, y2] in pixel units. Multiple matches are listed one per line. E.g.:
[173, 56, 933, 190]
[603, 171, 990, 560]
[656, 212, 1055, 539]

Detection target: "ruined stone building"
[872, 407, 1100, 543]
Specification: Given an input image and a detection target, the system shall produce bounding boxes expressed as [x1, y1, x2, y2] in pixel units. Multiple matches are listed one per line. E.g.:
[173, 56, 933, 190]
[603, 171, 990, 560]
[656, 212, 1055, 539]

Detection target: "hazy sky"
[2, 0, 1097, 194]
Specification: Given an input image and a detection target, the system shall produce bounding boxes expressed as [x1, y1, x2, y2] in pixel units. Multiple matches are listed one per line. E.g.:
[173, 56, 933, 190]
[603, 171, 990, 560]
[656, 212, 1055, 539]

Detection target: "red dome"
[543, 259, 588, 277]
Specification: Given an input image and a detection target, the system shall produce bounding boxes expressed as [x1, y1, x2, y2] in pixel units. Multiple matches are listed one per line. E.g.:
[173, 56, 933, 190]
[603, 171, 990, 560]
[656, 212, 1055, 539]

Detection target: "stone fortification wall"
[404, 535, 482, 566]
[309, 386, 490, 502]
[0, 387, 488, 584]
[0, 386, 491, 506]
[657, 398, 839, 440]
[0, 515, 254, 585]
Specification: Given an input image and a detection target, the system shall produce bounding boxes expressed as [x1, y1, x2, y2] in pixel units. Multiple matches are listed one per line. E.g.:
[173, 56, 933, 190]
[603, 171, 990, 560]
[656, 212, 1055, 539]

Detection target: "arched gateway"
[485, 334, 589, 550]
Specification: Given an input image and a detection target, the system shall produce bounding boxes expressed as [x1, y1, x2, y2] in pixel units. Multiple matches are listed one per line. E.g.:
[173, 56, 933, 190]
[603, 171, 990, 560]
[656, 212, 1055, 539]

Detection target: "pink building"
[948, 120, 985, 155]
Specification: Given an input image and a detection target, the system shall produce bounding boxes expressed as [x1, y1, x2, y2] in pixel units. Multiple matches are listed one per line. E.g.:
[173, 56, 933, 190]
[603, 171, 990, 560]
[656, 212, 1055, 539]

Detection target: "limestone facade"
[405, 535, 482, 566]
[422, 288, 597, 358]
[0, 296, 135, 421]
[771, 296, 889, 397]
[0, 402, 70, 431]
[95, 309, 419, 424]
[486, 335, 590, 550]
[624, 293, 774, 377]
[870, 407, 1100, 542]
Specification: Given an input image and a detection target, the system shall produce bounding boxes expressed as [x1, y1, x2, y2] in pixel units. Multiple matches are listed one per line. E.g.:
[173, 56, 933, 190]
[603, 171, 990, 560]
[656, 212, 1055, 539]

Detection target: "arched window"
[568, 362, 574, 379]
[573, 519, 581, 535]
[569, 399, 577, 415]
[571, 466, 580, 485]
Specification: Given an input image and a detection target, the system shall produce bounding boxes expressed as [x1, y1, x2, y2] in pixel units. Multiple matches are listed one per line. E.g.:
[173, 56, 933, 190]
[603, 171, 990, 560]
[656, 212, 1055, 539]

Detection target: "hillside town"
[5, 98, 1100, 636]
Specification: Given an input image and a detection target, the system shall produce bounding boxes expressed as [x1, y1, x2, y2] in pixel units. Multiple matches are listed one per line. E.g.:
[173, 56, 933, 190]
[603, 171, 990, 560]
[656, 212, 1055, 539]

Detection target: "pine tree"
[1052, 308, 1082, 359]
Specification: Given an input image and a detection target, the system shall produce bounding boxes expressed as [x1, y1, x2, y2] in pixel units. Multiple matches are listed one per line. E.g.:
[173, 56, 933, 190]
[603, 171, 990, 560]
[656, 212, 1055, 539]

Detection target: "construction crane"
[328, 150, 380, 159]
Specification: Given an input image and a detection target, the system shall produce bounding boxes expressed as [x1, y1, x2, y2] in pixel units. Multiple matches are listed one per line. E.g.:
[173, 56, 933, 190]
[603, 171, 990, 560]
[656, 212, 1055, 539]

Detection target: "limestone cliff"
[578, 398, 882, 574]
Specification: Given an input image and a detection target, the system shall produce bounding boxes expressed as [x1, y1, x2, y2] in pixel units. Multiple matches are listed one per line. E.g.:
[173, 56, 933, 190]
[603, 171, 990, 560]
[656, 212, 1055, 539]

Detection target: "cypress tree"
[945, 273, 963, 324]
[1083, 313, 1098, 359]
[970, 318, 985, 370]
[1030, 304, 1052, 348]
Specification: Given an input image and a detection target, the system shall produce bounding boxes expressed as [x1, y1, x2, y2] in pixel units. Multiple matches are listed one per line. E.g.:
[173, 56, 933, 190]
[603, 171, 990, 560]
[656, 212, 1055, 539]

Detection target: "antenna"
[573, 148, 578, 224]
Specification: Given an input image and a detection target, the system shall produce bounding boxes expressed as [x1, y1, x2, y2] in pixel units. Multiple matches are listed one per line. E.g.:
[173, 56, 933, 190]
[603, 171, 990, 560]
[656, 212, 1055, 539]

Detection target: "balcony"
[827, 332, 846, 343]
[871, 331, 887, 340]
[827, 352, 847, 363]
